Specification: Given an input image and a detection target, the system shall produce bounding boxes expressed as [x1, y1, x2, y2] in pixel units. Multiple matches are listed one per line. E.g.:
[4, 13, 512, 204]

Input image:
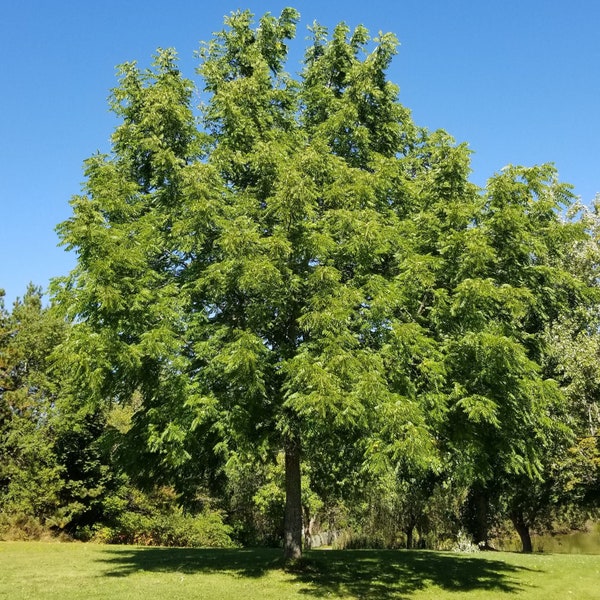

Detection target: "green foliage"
[0, 286, 146, 540]
[95, 509, 235, 548]
[0, 286, 67, 529]
[93, 487, 235, 548]
[223, 449, 323, 547]
[0, 513, 45, 541]
[224, 452, 286, 546]
[42, 8, 600, 555]
[53, 9, 458, 556]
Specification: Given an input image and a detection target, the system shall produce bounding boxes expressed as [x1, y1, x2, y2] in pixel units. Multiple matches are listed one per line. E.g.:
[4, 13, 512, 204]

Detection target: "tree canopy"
[45, 8, 599, 558]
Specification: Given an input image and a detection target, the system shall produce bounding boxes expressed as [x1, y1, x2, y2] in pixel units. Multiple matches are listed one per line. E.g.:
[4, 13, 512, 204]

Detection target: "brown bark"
[467, 486, 490, 548]
[510, 511, 533, 553]
[405, 524, 414, 550]
[283, 435, 303, 561]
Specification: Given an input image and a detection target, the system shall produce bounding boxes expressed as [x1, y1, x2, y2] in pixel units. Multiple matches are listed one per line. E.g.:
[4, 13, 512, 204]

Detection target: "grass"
[1, 542, 599, 599]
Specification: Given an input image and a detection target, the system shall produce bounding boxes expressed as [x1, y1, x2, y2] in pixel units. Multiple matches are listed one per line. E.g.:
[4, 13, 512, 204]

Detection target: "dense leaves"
[2, 8, 597, 554]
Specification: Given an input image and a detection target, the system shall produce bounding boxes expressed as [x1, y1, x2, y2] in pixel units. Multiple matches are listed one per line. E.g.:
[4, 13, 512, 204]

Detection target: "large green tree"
[53, 8, 593, 558]
[438, 165, 593, 550]
[54, 9, 461, 559]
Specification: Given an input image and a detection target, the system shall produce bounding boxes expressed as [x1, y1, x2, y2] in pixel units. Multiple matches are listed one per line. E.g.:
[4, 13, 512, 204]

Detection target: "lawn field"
[1, 542, 599, 599]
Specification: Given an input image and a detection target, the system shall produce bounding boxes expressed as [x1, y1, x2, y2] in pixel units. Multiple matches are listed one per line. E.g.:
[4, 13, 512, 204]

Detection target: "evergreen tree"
[0, 286, 66, 528]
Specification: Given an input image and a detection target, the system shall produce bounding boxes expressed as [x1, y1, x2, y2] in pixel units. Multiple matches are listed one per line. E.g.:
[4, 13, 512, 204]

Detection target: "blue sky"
[1, 1, 598, 307]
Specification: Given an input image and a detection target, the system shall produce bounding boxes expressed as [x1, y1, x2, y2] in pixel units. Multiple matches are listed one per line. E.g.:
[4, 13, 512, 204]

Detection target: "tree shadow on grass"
[100, 547, 283, 578]
[289, 550, 531, 598]
[98, 547, 533, 598]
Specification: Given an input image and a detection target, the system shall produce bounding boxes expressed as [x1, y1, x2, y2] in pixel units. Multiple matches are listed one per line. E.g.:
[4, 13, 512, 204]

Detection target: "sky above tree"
[1, 0, 599, 307]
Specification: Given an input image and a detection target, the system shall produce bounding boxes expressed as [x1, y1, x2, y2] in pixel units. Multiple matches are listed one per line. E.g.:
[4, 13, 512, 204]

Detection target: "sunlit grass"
[1, 542, 599, 599]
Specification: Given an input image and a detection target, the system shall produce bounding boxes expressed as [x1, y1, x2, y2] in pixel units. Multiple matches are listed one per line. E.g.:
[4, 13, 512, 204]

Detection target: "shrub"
[0, 513, 45, 541]
[332, 530, 388, 550]
[451, 529, 480, 553]
[94, 507, 236, 548]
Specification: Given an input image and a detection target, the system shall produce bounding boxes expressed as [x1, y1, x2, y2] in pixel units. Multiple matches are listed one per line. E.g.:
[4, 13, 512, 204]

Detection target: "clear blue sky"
[1, 1, 598, 308]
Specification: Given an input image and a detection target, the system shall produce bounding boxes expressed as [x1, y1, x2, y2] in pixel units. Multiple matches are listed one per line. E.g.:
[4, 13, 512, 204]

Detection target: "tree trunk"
[511, 511, 533, 553]
[303, 505, 316, 549]
[405, 524, 414, 549]
[283, 435, 303, 561]
[467, 485, 490, 548]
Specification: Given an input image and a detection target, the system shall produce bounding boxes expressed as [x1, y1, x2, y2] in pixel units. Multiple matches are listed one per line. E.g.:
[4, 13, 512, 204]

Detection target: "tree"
[54, 9, 595, 558]
[53, 9, 465, 560]
[0, 287, 129, 538]
[0, 286, 66, 528]
[438, 165, 592, 550]
[539, 197, 600, 512]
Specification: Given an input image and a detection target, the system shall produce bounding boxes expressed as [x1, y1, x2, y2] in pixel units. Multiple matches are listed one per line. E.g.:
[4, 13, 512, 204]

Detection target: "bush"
[332, 530, 388, 550]
[0, 513, 45, 541]
[451, 529, 480, 553]
[94, 508, 236, 548]
[79, 485, 236, 548]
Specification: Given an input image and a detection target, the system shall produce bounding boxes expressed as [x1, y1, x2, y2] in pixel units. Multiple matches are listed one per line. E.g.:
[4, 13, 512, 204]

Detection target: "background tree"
[438, 165, 591, 550]
[539, 197, 600, 513]
[0, 286, 66, 531]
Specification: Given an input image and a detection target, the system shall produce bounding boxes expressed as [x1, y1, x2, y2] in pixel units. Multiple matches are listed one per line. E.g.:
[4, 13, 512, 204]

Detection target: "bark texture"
[283, 436, 303, 561]
[511, 511, 533, 553]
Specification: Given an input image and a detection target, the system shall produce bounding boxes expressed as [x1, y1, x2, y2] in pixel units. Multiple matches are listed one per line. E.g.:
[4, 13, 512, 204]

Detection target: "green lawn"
[1, 542, 599, 599]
